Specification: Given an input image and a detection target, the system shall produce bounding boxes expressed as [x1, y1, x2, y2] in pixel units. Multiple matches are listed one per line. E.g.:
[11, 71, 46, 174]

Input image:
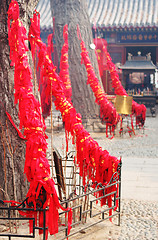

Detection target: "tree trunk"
[50, 0, 102, 119]
[0, 0, 39, 201]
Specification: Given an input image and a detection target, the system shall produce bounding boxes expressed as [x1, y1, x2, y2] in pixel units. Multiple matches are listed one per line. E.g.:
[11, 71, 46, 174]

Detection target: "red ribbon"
[59, 24, 72, 103]
[0, 101, 25, 140]
[7, 1, 72, 238]
[102, 44, 146, 127]
[28, 13, 121, 218]
[77, 31, 120, 137]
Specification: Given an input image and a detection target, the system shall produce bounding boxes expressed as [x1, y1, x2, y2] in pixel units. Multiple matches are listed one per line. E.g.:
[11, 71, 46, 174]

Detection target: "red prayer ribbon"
[78, 29, 119, 137]
[103, 44, 146, 127]
[59, 24, 72, 103]
[29, 13, 121, 218]
[7, 1, 72, 238]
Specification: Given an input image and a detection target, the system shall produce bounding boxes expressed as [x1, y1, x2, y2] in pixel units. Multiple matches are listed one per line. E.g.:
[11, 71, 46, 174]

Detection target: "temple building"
[36, 0, 158, 94]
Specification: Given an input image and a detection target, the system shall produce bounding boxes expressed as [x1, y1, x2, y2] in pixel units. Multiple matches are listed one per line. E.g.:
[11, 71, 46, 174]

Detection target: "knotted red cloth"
[103, 44, 146, 127]
[29, 14, 121, 219]
[59, 24, 72, 103]
[77, 27, 119, 137]
[47, 33, 54, 59]
[8, 1, 72, 238]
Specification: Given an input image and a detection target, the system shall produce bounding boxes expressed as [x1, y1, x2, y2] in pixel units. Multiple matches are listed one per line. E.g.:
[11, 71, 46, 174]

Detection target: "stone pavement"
[121, 156, 158, 201]
[48, 133, 158, 203]
[46, 112, 158, 239]
[1, 108, 158, 239]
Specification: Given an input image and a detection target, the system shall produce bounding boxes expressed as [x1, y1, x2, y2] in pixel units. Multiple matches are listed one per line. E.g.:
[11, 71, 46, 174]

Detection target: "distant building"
[36, 0, 158, 94]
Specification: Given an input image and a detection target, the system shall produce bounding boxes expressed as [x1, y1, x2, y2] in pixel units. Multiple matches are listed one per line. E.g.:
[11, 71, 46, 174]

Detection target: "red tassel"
[28, 10, 40, 60]
[59, 24, 72, 102]
[47, 34, 54, 59]
[78, 33, 119, 135]
[48, 195, 59, 235]
[27, 9, 121, 229]
[103, 45, 146, 127]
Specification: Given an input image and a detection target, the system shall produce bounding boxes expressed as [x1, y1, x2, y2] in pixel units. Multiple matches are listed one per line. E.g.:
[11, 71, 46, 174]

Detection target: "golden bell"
[115, 95, 133, 115]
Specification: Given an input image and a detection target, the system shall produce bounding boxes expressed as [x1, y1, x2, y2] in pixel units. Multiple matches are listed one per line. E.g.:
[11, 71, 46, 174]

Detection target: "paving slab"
[121, 157, 158, 201]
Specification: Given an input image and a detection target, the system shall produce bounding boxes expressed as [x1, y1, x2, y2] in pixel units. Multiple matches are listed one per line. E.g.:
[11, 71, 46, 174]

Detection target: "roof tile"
[36, 0, 158, 29]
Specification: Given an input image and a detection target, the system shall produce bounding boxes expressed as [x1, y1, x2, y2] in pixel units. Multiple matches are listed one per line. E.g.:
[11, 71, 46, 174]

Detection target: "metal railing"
[0, 198, 48, 240]
[0, 155, 121, 240]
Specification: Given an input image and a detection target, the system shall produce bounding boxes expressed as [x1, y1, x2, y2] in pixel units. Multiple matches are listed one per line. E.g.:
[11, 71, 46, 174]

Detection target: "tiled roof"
[36, 0, 158, 30]
[120, 60, 156, 70]
[36, 0, 52, 29]
[119, 55, 157, 70]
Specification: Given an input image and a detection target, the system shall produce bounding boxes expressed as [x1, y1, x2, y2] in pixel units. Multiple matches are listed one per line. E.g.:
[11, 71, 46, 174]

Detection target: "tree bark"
[50, 0, 102, 119]
[0, 0, 39, 201]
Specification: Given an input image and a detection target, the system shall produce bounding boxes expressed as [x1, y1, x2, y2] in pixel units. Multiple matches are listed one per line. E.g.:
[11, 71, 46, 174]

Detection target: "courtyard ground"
[0, 106, 158, 239]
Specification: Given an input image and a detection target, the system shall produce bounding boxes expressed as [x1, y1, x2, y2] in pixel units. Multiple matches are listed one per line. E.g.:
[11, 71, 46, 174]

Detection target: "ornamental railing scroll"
[0, 197, 48, 240]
